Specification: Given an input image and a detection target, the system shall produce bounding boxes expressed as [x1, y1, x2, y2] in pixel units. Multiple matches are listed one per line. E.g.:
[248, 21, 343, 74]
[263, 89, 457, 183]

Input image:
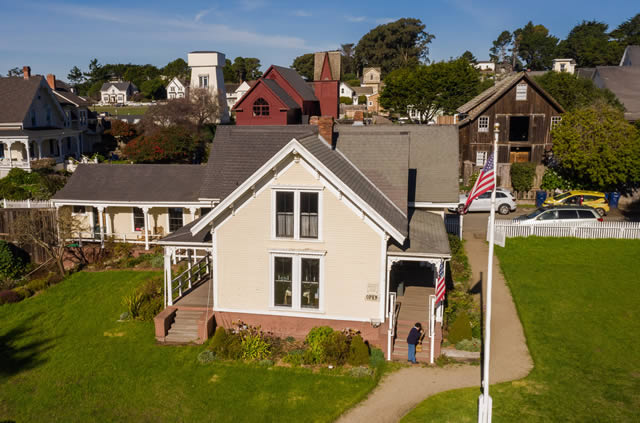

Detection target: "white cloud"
[345, 15, 396, 24]
[346, 16, 367, 23]
[292, 10, 311, 17]
[195, 8, 213, 22]
[375, 17, 396, 24]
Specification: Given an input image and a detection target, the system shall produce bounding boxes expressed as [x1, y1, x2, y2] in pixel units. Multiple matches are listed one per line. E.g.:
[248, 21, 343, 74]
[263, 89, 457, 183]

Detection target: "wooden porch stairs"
[164, 309, 206, 344]
[391, 286, 434, 362]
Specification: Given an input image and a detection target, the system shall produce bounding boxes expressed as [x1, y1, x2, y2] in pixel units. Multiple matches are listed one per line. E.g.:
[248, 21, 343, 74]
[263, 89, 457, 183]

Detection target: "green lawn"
[91, 106, 149, 116]
[0, 271, 381, 422]
[404, 238, 640, 422]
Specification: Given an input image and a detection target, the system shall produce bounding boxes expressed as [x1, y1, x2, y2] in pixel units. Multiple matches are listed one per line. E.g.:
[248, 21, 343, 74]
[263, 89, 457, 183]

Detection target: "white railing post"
[187, 249, 193, 289]
[387, 292, 396, 361]
[429, 294, 436, 364]
[164, 251, 173, 306]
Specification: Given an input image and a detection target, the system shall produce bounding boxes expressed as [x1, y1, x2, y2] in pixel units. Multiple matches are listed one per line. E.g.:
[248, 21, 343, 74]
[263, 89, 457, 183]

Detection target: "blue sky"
[0, 0, 638, 81]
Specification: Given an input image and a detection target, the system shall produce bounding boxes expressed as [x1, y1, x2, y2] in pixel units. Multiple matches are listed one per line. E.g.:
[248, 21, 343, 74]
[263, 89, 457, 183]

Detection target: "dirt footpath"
[337, 214, 532, 423]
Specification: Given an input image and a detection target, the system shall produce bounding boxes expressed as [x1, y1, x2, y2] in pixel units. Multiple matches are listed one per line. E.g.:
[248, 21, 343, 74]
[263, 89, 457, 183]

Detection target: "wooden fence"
[492, 220, 640, 240]
[0, 208, 56, 263]
[2, 199, 54, 209]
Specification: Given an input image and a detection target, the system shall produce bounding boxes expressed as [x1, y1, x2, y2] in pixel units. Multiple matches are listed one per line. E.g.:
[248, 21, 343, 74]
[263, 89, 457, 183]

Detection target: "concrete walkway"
[337, 215, 533, 422]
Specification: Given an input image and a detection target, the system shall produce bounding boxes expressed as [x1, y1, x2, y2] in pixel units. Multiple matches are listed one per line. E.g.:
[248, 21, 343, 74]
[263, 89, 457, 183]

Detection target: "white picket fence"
[492, 219, 640, 240]
[2, 199, 54, 209]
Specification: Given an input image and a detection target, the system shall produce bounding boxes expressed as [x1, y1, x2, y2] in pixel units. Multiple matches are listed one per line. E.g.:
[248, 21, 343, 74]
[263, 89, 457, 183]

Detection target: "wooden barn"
[457, 72, 564, 167]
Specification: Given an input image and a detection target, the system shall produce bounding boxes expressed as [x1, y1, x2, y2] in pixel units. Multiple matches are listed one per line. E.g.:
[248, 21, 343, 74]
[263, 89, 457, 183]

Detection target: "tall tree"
[354, 18, 435, 75]
[514, 22, 558, 70]
[610, 13, 640, 47]
[555, 21, 621, 67]
[460, 50, 477, 64]
[67, 66, 85, 85]
[489, 30, 513, 64]
[222, 58, 237, 83]
[534, 71, 623, 112]
[291, 53, 314, 80]
[6, 67, 23, 77]
[551, 103, 640, 192]
[340, 43, 356, 76]
[162, 58, 190, 81]
[232, 57, 262, 82]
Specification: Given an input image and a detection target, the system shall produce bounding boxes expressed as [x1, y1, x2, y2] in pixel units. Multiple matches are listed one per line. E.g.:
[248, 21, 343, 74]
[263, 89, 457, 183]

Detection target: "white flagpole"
[478, 123, 500, 423]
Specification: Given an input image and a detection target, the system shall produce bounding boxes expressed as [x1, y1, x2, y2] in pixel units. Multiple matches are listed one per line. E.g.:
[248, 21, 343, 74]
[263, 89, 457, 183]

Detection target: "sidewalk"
[337, 219, 532, 422]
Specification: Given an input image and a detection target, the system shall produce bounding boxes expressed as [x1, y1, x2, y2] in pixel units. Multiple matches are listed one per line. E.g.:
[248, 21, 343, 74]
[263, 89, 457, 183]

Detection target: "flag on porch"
[435, 261, 446, 303]
[462, 152, 496, 214]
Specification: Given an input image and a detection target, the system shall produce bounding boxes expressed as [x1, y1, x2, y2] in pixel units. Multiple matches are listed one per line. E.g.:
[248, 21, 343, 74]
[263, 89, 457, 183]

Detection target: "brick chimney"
[311, 116, 334, 146]
[352, 110, 365, 126]
[46, 74, 56, 90]
[23, 66, 31, 79]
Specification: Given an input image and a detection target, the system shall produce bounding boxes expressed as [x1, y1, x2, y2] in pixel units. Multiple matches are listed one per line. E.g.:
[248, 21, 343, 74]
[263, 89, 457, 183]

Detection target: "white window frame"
[167, 207, 184, 233]
[199, 75, 209, 88]
[551, 116, 562, 129]
[132, 207, 145, 232]
[269, 251, 325, 313]
[271, 186, 323, 242]
[71, 205, 87, 215]
[478, 116, 489, 132]
[476, 151, 488, 167]
[516, 83, 527, 101]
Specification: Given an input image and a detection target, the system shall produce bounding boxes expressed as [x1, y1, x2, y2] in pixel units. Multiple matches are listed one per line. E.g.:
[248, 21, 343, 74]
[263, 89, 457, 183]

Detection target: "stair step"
[170, 323, 199, 331]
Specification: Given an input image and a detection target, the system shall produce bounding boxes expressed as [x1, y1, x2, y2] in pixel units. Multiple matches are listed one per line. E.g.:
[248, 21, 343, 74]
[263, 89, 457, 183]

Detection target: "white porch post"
[57, 137, 63, 160]
[189, 206, 197, 223]
[7, 141, 13, 168]
[37, 139, 43, 159]
[23, 140, 31, 166]
[97, 206, 105, 247]
[142, 206, 150, 250]
[105, 207, 112, 237]
[165, 248, 173, 306]
[187, 249, 193, 289]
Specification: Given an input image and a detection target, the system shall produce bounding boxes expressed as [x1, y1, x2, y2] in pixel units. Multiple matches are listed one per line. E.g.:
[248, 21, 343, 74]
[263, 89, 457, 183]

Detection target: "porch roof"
[157, 217, 211, 245]
[387, 209, 451, 258]
[0, 127, 81, 139]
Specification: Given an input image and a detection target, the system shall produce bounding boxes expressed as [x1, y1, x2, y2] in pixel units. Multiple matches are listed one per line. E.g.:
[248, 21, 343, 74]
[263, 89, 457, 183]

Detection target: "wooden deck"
[173, 278, 212, 308]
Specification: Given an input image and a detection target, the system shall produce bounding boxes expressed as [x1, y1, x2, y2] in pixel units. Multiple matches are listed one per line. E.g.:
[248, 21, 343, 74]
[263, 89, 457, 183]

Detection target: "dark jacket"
[407, 327, 421, 345]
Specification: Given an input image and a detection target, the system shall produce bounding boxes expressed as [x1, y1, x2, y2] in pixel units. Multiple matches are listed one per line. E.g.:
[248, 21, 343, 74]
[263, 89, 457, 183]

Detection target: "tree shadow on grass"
[0, 322, 54, 378]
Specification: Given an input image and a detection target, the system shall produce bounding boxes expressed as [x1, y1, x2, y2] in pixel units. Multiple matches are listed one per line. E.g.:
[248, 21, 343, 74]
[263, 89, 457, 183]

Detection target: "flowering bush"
[123, 126, 198, 163]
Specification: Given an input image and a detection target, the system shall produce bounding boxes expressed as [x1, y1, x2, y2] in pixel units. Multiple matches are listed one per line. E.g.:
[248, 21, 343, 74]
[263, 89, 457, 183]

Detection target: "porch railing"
[2, 199, 54, 209]
[168, 254, 211, 306]
[387, 292, 397, 361]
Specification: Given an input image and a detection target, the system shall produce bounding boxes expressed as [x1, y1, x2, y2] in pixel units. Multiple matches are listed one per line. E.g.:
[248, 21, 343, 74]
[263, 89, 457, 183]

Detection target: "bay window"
[272, 253, 322, 310]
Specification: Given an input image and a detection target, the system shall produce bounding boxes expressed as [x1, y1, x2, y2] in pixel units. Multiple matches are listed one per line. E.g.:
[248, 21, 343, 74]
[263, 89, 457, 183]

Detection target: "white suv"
[451, 188, 517, 215]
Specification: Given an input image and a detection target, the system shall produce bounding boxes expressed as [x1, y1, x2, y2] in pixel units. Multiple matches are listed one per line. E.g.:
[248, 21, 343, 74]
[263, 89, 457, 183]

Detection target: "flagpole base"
[478, 394, 492, 423]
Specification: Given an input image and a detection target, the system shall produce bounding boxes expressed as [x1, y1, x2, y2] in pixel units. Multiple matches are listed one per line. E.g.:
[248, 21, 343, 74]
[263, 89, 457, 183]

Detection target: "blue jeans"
[408, 343, 416, 363]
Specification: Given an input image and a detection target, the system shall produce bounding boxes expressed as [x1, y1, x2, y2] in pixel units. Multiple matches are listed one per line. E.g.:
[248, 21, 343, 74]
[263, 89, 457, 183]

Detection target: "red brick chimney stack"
[23, 66, 31, 79]
[46, 74, 56, 90]
[311, 116, 334, 146]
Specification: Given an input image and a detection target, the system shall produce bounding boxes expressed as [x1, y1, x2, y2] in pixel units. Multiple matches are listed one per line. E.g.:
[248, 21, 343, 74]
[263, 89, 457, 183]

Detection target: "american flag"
[435, 261, 446, 303]
[462, 152, 496, 214]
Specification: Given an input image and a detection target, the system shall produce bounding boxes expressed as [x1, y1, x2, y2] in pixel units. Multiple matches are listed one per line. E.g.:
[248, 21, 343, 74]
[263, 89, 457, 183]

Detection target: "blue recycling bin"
[535, 191, 547, 208]
[609, 192, 621, 209]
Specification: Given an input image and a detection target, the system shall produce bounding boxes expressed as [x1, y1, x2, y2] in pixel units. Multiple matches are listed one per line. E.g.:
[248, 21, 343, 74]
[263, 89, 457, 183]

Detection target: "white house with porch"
[100, 81, 138, 104]
[0, 69, 84, 177]
[166, 77, 188, 99]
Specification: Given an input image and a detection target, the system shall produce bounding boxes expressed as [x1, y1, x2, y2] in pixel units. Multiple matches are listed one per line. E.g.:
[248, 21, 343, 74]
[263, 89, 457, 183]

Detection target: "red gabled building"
[233, 51, 339, 125]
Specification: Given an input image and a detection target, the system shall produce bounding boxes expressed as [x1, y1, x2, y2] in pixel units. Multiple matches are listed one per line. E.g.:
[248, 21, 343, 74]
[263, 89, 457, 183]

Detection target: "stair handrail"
[170, 254, 211, 303]
[387, 292, 397, 361]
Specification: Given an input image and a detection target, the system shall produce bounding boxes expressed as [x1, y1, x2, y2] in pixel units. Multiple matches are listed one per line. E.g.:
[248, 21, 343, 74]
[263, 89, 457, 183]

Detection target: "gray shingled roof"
[620, 45, 640, 67]
[353, 86, 373, 96]
[576, 68, 596, 79]
[100, 81, 137, 92]
[0, 76, 44, 124]
[262, 79, 300, 109]
[270, 66, 318, 101]
[594, 66, 640, 121]
[387, 209, 451, 257]
[53, 164, 205, 202]
[158, 217, 211, 244]
[53, 80, 91, 107]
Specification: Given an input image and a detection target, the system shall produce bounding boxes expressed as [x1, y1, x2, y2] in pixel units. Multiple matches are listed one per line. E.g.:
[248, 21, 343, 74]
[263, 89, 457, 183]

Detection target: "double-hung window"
[272, 254, 322, 310]
[133, 207, 145, 231]
[168, 208, 184, 232]
[199, 75, 209, 88]
[274, 189, 320, 240]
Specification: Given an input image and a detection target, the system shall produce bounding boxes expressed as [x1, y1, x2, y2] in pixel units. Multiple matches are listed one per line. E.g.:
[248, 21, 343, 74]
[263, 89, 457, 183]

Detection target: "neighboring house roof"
[387, 209, 451, 257]
[353, 86, 374, 96]
[100, 81, 138, 92]
[593, 66, 640, 121]
[576, 67, 596, 79]
[457, 72, 564, 123]
[363, 67, 381, 74]
[158, 218, 211, 245]
[167, 77, 187, 88]
[620, 45, 640, 66]
[262, 79, 300, 109]
[225, 83, 240, 93]
[53, 164, 206, 203]
[53, 80, 91, 107]
[0, 76, 44, 124]
[0, 128, 80, 139]
[270, 65, 318, 101]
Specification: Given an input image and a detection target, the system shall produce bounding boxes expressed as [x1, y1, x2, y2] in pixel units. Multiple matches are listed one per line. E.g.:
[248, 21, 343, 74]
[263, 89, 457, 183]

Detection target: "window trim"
[271, 187, 323, 242]
[551, 116, 562, 130]
[132, 207, 145, 232]
[168, 207, 184, 232]
[269, 251, 325, 313]
[476, 151, 488, 166]
[478, 116, 489, 133]
[516, 83, 527, 101]
[199, 74, 209, 88]
[252, 97, 270, 117]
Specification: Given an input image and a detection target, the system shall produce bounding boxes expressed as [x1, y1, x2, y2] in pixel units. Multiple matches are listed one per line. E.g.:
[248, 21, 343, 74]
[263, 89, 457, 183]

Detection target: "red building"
[233, 51, 339, 125]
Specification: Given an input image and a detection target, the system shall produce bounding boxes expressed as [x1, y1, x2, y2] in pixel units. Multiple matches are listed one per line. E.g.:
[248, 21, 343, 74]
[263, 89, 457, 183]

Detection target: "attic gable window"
[253, 98, 270, 116]
[516, 83, 527, 101]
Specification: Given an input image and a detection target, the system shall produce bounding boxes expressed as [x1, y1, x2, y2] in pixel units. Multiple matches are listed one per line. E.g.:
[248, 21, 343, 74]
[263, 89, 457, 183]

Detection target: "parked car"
[515, 205, 603, 224]
[542, 190, 609, 216]
[451, 188, 517, 215]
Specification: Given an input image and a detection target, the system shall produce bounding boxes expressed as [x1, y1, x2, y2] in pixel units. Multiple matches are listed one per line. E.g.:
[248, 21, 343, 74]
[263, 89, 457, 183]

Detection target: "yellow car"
[543, 190, 610, 216]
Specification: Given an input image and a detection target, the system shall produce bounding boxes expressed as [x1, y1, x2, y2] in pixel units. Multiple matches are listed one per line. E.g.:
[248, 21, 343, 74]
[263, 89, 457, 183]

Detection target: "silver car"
[451, 188, 517, 215]
[515, 205, 603, 224]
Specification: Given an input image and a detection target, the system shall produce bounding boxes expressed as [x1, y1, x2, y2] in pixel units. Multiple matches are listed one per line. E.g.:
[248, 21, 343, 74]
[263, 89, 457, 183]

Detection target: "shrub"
[510, 162, 536, 193]
[257, 359, 274, 367]
[448, 312, 472, 344]
[357, 95, 367, 104]
[226, 336, 243, 360]
[209, 327, 229, 354]
[304, 326, 334, 364]
[25, 278, 49, 294]
[282, 349, 305, 366]
[13, 286, 32, 300]
[455, 338, 481, 352]
[138, 296, 162, 321]
[241, 333, 271, 361]
[149, 254, 164, 268]
[197, 350, 217, 364]
[448, 234, 471, 288]
[340, 96, 353, 105]
[540, 168, 571, 191]
[122, 292, 144, 318]
[348, 335, 369, 366]
[0, 240, 28, 280]
[323, 331, 350, 365]
[348, 366, 374, 377]
[369, 348, 385, 369]
[0, 289, 22, 304]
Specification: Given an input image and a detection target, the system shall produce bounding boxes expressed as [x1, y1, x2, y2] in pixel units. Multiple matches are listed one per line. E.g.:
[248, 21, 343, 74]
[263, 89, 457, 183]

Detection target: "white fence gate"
[491, 220, 640, 240]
